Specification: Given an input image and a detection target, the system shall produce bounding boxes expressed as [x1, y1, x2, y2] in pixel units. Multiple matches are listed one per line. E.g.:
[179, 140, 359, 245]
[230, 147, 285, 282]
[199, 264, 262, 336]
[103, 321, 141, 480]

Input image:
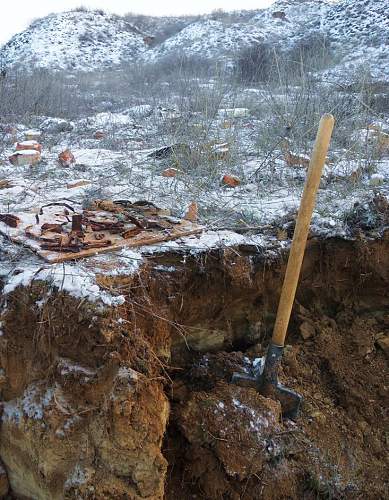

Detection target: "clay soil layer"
[0, 236, 388, 499]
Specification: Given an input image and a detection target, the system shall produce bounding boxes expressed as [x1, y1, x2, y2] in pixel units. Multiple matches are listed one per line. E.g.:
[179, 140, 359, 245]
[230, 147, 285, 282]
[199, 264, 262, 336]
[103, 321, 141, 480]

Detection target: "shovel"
[233, 114, 335, 419]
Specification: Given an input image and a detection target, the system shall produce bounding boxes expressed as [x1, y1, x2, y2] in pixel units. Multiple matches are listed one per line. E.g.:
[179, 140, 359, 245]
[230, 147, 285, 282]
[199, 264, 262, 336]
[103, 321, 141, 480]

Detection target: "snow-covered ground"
[0, 98, 388, 306]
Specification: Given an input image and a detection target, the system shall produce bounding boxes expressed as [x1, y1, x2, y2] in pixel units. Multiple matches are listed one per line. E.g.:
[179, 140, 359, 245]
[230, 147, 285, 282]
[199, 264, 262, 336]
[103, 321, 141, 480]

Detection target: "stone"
[15, 140, 42, 153]
[9, 150, 41, 166]
[0, 180, 12, 189]
[94, 131, 105, 139]
[222, 174, 240, 187]
[24, 129, 41, 141]
[58, 149, 75, 167]
[41, 117, 74, 133]
[299, 321, 315, 340]
[161, 167, 179, 178]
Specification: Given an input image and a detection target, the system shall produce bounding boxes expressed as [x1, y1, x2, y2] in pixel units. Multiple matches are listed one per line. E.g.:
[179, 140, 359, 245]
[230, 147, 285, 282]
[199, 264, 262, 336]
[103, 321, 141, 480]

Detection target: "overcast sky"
[0, 0, 276, 44]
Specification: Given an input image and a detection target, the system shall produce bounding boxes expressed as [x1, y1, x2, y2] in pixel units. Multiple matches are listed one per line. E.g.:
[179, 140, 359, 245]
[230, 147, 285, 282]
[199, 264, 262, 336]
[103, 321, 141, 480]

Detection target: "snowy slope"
[145, 20, 264, 61]
[144, 0, 389, 80]
[0, 10, 148, 71]
[0, 1, 388, 80]
[323, 0, 389, 80]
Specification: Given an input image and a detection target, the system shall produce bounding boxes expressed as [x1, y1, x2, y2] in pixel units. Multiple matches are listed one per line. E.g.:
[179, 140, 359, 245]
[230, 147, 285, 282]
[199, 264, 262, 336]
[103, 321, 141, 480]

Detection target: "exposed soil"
[0, 235, 388, 499]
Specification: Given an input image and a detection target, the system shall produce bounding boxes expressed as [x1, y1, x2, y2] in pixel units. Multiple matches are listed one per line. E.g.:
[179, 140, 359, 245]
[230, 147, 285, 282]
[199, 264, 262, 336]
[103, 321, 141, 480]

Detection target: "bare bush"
[235, 42, 278, 83]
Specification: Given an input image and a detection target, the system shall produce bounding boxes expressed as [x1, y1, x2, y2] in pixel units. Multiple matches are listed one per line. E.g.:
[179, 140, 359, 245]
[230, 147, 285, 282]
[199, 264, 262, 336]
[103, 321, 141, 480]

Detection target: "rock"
[94, 131, 105, 139]
[161, 167, 179, 178]
[184, 202, 198, 222]
[0, 214, 20, 228]
[41, 117, 74, 133]
[24, 129, 41, 141]
[15, 140, 42, 153]
[9, 150, 41, 166]
[376, 335, 389, 357]
[299, 321, 315, 340]
[222, 174, 240, 187]
[58, 149, 75, 167]
[0, 463, 9, 497]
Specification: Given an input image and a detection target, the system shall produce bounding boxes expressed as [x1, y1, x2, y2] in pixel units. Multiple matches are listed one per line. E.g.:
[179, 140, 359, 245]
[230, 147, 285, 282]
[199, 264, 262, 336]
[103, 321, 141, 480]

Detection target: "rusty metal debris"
[0, 199, 203, 262]
[20, 200, 186, 254]
[0, 214, 20, 228]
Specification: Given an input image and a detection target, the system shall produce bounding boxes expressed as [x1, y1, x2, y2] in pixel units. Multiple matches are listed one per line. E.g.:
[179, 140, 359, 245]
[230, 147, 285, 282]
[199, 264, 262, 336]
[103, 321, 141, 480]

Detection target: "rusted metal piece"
[41, 223, 65, 234]
[122, 226, 142, 239]
[0, 214, 20, 228]
[85, 217, 124, 233]
[41, 237, 111, 252]
[71, 214, 83, 235]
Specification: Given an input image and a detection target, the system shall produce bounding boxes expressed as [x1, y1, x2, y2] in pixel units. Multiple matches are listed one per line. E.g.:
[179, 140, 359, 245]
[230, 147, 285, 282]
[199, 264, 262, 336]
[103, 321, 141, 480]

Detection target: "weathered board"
[0, 204, 203, 263]
[37, 222, 203, 263]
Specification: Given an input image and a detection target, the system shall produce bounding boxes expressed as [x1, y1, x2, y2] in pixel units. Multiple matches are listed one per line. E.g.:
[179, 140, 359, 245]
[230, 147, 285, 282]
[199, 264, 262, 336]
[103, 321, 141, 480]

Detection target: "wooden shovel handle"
[272, 114, 335, 347]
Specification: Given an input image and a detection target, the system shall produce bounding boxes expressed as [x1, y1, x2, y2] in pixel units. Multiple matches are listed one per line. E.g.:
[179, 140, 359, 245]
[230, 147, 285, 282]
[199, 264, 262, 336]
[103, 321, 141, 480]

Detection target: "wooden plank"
[0, 203, 204, 263]
[3, 221, 203, 263]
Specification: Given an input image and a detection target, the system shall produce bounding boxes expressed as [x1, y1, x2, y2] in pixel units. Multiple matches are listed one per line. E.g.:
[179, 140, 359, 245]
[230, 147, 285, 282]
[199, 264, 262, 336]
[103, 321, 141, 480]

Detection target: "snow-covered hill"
[0, 1, 388, 81]
[0, 9, 149, 71]
[145, 19, 264, 61]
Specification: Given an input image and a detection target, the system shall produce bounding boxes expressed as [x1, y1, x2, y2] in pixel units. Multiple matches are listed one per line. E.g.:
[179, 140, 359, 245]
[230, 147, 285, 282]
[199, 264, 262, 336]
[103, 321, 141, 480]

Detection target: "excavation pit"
[0, 234, 388, 499]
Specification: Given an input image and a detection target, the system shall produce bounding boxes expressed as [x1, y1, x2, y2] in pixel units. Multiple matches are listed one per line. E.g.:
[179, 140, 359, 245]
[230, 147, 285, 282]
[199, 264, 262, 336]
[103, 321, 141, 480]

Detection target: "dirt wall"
[0, 235, 388, 499]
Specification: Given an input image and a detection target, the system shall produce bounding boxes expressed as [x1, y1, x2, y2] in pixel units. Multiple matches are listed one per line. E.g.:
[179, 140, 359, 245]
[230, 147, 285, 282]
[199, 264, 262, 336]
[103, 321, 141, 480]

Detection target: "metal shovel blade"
[232, 344, 302, 420]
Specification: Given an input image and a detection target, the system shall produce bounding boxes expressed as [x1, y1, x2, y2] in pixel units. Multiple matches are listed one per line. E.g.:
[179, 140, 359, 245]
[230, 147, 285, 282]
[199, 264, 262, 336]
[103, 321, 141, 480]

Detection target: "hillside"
[0, 9, 149, 71]
[0, 1, 388, 81]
